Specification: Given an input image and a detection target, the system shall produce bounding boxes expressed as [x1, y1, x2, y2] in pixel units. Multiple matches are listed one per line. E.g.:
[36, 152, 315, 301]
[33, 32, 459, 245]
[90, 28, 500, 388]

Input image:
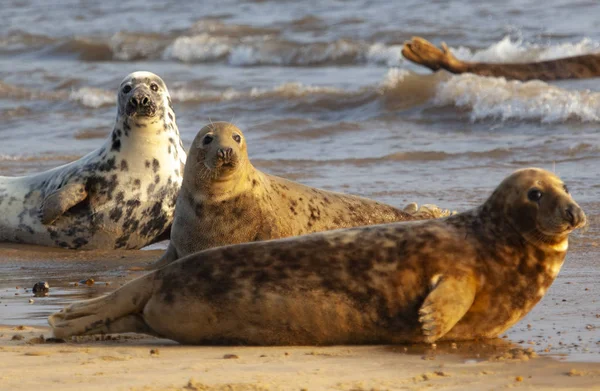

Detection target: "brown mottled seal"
[0, 71, 186, 249]
[151, 121, 450, 268]
[403, 36, 600, 81]
[49, 168, 586, 345]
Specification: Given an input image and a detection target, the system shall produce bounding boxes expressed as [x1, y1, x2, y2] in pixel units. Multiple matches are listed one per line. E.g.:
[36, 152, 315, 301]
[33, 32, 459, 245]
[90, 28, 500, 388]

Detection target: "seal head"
[483, 168, 586, 252]
[189, 123, 247, 184]
[118, 71, 170, 125]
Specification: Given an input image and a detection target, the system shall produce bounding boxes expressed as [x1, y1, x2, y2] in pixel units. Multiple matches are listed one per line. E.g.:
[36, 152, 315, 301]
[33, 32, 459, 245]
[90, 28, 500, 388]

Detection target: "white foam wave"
[68, 82, 344, 109]
[380, 68, 412, 89]
[433, 73, 600, 122]
[163, 34, 231, 62]
[365, 43, 404, 67]
[451, 36, 600, 63]
[164, 35, 404, 66]
[109, 32, 169, 61]
[69, 87, 115, 108]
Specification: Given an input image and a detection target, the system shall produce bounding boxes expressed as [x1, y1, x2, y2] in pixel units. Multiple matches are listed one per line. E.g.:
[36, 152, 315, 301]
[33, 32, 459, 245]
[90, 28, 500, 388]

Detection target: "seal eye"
[232, 134, 241, 143]
[202, 135, 213, 146]
[527, 189, 543, 202]
[122, 85, 132, 94]
[150, 83, 159, 92]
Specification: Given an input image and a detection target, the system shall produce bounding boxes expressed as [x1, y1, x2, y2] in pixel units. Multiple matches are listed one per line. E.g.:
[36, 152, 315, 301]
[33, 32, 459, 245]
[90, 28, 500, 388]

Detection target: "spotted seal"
[151, 121, 450, 268]
[403, 36, 600, 81]
[49, 168, 585, 345]
[0, 71, 186, 249]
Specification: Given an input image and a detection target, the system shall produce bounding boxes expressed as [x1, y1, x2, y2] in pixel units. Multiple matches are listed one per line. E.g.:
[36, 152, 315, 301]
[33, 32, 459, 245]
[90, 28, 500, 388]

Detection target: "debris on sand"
[32, 281, 50, 297]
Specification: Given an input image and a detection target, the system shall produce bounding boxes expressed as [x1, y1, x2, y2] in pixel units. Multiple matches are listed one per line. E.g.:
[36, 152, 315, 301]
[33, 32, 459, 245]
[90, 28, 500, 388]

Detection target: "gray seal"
[49, 168, 585, 345]
[0, 71, 187, 249]
[152, 121, 449, 268]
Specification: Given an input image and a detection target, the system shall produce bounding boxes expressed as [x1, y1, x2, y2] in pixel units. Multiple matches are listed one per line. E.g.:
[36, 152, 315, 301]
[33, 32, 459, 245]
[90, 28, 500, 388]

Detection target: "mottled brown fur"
[402, 36, 600, 81]
[151, 122, 449, 268]
[50, 168, 585, 345]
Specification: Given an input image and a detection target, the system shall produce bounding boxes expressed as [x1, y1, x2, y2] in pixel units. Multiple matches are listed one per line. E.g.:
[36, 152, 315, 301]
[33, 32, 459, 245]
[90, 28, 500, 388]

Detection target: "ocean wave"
[6, 67, 600, 124]
[451, 36, 600, 63]
[10, 22, 600, 68]
[0, 154, 81, 162]
[0, 32, 55, 52]
[5, 27, 406, 66]
[433, 74, 600, 122]
[165, 35, 402, 66]
[68, 87, 115, 108]
[382, 69, 600, 123]
[67, 82, 348, 108]
[254, 148, 514, 167]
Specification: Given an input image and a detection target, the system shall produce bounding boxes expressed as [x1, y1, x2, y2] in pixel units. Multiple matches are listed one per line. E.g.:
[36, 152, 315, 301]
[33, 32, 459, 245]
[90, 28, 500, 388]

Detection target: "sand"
[1, 325, 600, 391]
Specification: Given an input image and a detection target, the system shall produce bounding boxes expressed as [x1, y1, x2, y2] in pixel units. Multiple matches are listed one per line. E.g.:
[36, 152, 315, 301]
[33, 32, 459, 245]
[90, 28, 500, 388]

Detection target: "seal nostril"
[566, 208, 575, 226]
[141, 97, 149, 106]
[130, 97, 138, 107]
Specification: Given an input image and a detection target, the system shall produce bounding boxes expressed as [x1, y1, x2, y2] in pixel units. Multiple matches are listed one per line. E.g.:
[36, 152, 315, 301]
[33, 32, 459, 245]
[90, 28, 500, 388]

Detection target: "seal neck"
[474, 203, 568, 270]
[111, 106, 180, 154]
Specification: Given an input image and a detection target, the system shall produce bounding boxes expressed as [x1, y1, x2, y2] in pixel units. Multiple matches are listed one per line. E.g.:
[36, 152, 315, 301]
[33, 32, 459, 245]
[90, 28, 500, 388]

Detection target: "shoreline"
[1, 324, 599, 391]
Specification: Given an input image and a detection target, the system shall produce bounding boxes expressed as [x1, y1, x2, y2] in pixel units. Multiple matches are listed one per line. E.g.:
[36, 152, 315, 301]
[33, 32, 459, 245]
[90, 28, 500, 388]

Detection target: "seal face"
[152, 121, 450, 267]
[49, 168, 585, 345]
[0, 71, 187, 249]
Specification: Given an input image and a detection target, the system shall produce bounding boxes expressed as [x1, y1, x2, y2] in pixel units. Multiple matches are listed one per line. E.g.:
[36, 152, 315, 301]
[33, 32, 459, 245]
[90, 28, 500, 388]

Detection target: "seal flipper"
[49, 272, 156, 339]
[146, 242, 178, 270]
[418, 273, 476, 343]
[40, 182, 88, 225]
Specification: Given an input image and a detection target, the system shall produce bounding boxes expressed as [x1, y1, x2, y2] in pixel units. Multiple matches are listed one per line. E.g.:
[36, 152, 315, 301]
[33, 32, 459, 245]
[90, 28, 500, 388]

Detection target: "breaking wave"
[5, 21, 600, 69]
[4, 68, 600, 124]
[450, 36, 600, 63]
[382, 69, 600, 123]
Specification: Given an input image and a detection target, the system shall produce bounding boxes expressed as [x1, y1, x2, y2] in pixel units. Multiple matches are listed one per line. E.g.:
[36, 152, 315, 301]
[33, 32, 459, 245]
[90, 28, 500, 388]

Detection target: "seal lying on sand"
[0, 71, 186, 249]
[49, 168, 585, 345]
[403, 36, 600, 81]
[151, 122, 450, 268]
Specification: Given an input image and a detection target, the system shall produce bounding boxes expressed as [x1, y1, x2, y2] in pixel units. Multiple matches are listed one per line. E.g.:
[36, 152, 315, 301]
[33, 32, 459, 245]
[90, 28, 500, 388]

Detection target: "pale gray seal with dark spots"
[0, 71, 186, 249]
[151, 121, 450, 268]
[49, 168, 585, 345]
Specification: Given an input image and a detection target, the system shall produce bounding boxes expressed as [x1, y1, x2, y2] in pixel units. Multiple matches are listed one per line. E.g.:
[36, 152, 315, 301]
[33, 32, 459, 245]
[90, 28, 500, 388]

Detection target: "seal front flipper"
[418, 273, 476, 343]
[147, 242, 178, 270]
[40, 182, 88, 225]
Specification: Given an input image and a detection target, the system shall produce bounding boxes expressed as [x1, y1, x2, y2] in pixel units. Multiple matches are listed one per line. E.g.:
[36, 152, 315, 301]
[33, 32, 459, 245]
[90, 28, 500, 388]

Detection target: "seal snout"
[564, 203, 586, 229]
[126, 89, 157, 117]
[217, 147, 233, 162]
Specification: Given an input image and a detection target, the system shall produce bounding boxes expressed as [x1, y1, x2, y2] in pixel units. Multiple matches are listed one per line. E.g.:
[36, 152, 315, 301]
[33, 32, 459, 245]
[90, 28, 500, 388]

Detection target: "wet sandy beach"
[1, 327, 600, 391]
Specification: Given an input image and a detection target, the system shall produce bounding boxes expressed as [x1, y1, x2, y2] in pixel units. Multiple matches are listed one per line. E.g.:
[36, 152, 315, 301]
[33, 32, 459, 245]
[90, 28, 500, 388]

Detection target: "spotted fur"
[152, 122, 451, 268]
[0, 72, 186, 249]
[49, 168, 585, 344]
